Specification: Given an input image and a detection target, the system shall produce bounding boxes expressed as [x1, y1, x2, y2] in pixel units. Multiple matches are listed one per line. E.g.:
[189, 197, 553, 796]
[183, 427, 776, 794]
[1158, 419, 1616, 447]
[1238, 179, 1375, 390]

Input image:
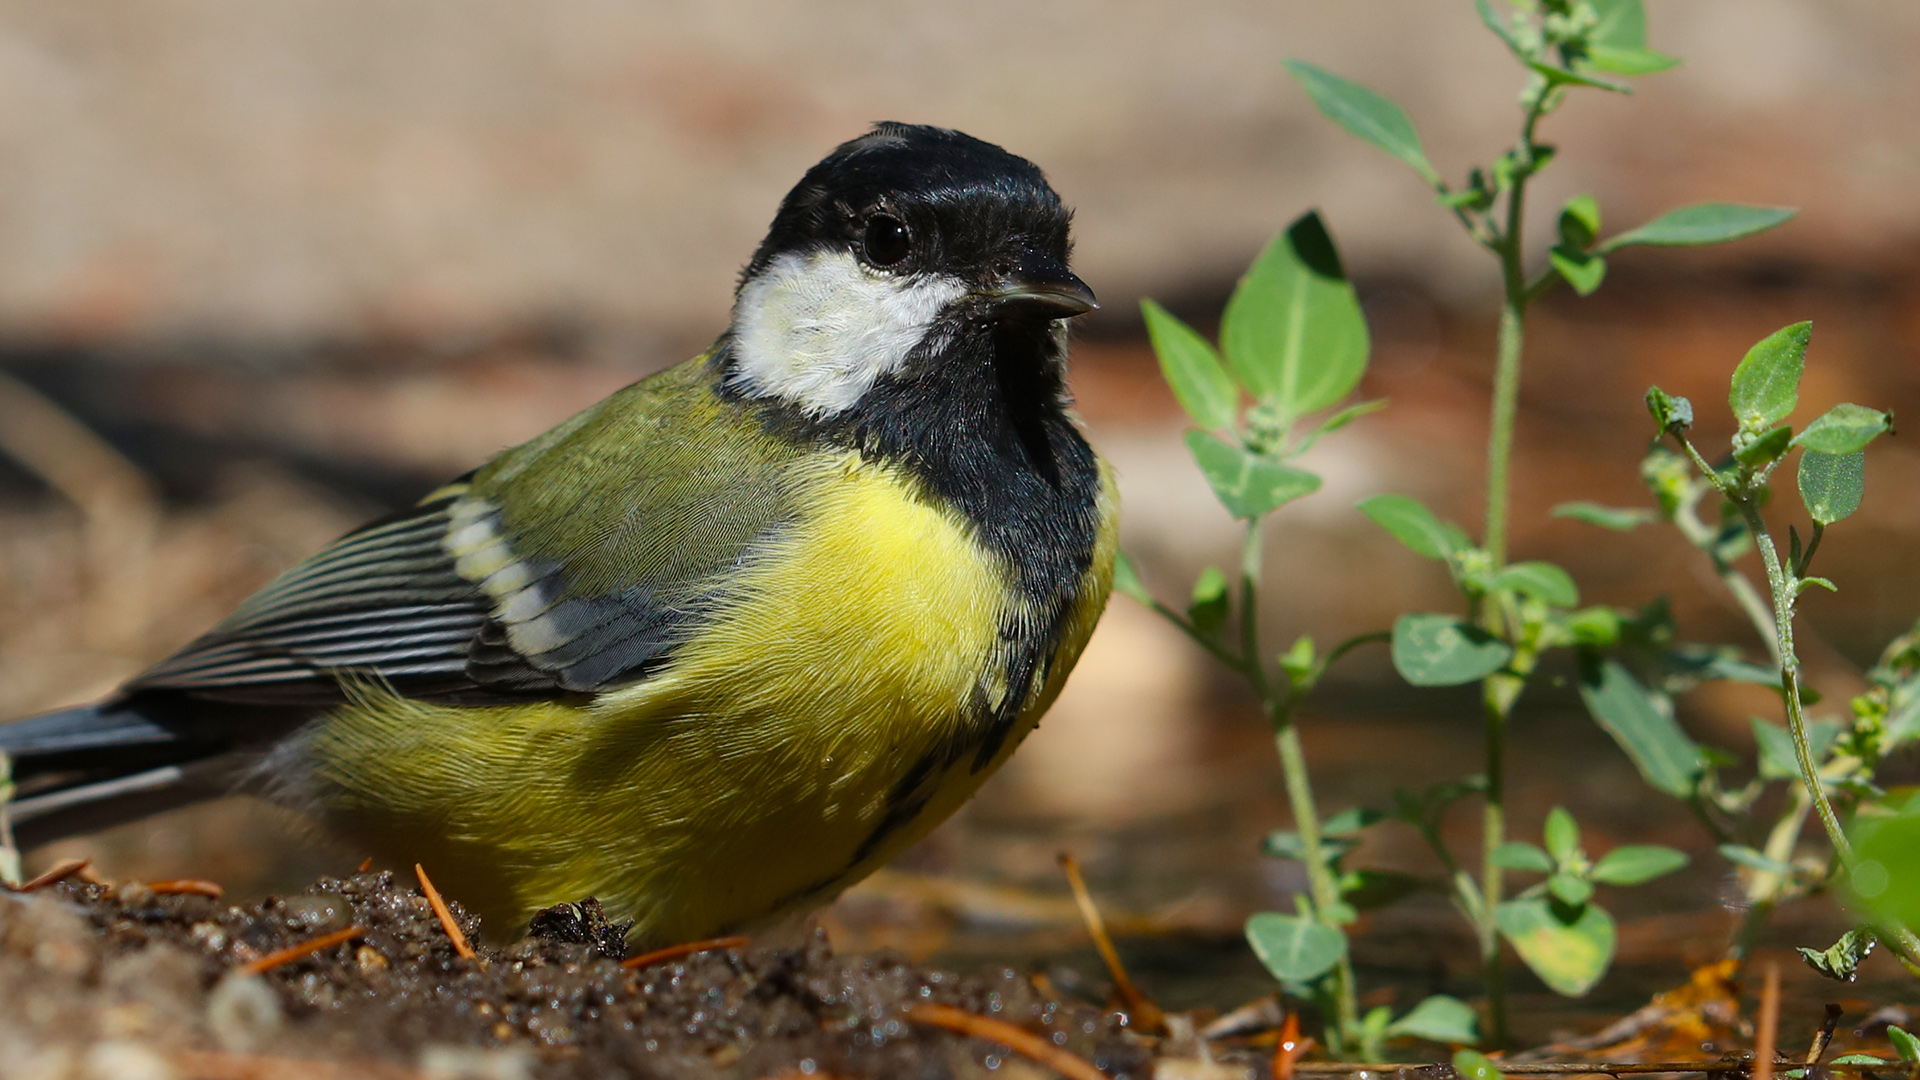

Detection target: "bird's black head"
[723, 123, 1094, 417]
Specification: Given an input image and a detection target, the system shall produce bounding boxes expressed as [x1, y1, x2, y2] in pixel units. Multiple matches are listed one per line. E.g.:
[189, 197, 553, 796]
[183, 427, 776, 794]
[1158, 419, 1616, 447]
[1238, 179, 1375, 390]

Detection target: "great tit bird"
[0, 123, 1116, 947]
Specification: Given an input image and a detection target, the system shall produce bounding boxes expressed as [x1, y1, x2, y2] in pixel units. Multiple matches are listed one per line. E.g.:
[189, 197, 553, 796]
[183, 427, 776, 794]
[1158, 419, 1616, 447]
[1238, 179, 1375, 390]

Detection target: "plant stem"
[1240, 521, 1360, 1051]
[1274, 721, 1358, 1049]
[1468, 85, 1551, 1050]
[1724, 490, 1920, 968]
[1484, 302, 1526, 570]
[1730, 503, 1852, 863]
[1476, 297, 1525, 1049]
[1482, 82, 1550, 568]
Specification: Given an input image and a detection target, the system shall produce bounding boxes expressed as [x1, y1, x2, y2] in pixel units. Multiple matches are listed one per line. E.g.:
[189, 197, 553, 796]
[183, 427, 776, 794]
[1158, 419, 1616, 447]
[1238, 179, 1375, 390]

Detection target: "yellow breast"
[308, 451, 1115, 945]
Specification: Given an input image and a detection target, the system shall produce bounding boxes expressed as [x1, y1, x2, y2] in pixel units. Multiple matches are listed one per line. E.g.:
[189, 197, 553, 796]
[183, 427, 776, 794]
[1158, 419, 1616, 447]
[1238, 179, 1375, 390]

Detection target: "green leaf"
[1441, 169, 1496, 212]
[1847, 790, 1920, 932]
[1387, 994, 1480, 1046]
[1751, 716, 1842, 781]
[1142, 299, 1237, 431]
[1793, 403, 1894, 455]
[1717, 843, 1795, 877]
[1584, 0, 1680, 75]
[1548, 872, 1596, 907]
[1590, 845, 1690, 885]
[1797, 449, 1864, 525]
[1889, 1025, 1920, 1063]
[1584, 45, 1681, 75]
[1529, 61, 1629, 93]
[1262, 830, 1307, 861]
[1733, 423, 1793, 466]
[1645, 386, 1694, 433]
[1185, 431, 1323, 519]
[1453, 1049, 1506, 1080]
[1559, 606, 1624, 647]
[1112, 552, 1152, 605]
[1552, 501, 1656, 531]
[1392, 614, 1513, 687]
[1544, 807, 1581, 864]
[1589, 0, 1652, 48]
[1492, 561, 1580, 607]
[1281, 60, 1440, 185]
[1601, 204, 1797, 252]
[1245, 911, 1348, 982]
[1221, 212, 1371, 421]
[1358, 493, 1470, 560]
[1264, 828, 1358, 863]
[1188, 566, 1230, 639]
[1322, 806, 1385, 836]
[1577, 654, 1705, 797]
[1495, 897, 1617, 997]
[1550, 247, 1607, 295]
[1795, 927, 1877, 983]
[1491, 841, 1555, 873]
[1829, 1055, 1890, 1067]
[1280, 634, 1316, 686]
[1558, 194, 1602, 249]
[1730, 322, 1811, 431]
[1314, 398, 1390, 438]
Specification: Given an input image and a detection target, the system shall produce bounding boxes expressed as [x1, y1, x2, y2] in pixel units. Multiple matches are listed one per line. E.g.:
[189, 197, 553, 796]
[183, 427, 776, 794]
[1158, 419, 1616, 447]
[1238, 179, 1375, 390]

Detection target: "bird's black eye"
[862, 214, 911, 267]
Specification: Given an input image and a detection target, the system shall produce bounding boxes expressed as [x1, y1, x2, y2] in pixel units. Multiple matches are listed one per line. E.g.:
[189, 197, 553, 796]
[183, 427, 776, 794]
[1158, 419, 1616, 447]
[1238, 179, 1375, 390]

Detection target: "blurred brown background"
[3, 0, 1918, 1014]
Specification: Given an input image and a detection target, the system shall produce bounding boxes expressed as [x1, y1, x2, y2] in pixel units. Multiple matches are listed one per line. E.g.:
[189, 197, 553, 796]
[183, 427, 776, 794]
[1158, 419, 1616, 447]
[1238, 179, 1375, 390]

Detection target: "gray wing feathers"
[129, 498, 495, 703]
[124, 489, 714, 705]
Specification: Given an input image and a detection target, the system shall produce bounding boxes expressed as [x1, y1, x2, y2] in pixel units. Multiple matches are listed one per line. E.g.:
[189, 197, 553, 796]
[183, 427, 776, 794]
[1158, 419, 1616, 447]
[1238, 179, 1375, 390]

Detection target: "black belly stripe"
[848, 745, 949, 868]
[716, 298, 1106, 912]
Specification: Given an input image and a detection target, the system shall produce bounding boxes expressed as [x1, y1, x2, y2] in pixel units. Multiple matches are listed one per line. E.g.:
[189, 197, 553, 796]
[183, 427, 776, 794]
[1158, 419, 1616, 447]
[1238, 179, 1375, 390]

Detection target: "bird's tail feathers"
[1, 698, 234, 848]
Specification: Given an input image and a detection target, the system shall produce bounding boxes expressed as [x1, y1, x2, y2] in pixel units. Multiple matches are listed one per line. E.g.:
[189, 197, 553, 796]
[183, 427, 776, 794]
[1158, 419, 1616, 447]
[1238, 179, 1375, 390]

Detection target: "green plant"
[1119, 0, 1843, 1055]
[1115, 210, 1393, 1056]
[1603, 326, 1920, 975]
[1128, 0, 1919, 1055]
[1267, 0, 1795, 1047]
[1549, 318, 1920, 982]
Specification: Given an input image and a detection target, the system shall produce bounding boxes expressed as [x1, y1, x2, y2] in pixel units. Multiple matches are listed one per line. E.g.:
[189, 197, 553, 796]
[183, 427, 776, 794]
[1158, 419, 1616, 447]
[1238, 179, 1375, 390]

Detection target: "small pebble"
[206, 971, 285, 1052]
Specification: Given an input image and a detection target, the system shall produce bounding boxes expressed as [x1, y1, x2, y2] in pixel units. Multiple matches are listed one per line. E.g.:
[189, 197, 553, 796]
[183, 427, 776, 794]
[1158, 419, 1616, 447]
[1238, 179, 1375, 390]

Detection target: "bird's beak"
[984, 252, 1099, 320]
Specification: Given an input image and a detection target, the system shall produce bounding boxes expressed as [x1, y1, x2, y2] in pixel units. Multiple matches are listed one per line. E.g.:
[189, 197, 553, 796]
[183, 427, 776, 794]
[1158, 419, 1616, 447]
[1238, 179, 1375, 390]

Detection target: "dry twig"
[1273, 1009, 1312, 1080]
[1058, 852, 1165, 1032]
[621, 934, 750, 970]
[238, 926, 364, 976]
[149, 878, 225, 898]
[906, 1002, 1113, 1080]
[1755, 962, 1780, 1080]
[414, 862, 475, 959]
[10, 858, 91, 892]
[1805, 1003, 1842, 1065]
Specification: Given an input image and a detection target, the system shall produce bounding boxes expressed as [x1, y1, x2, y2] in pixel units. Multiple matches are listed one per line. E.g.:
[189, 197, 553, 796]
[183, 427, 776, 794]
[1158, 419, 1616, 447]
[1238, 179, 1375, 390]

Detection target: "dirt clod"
[525, 898, 632, 963]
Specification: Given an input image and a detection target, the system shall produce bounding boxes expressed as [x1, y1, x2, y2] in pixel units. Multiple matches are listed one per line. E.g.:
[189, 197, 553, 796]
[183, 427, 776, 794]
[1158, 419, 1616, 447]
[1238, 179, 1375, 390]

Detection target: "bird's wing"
[130, 358, 811, 705]
[130, 490, 494, 703]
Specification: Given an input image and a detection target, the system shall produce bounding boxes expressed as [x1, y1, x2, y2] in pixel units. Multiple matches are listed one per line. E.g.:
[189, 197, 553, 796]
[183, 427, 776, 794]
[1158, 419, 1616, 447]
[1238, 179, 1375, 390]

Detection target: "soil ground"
[0, 869, 1222, 1080]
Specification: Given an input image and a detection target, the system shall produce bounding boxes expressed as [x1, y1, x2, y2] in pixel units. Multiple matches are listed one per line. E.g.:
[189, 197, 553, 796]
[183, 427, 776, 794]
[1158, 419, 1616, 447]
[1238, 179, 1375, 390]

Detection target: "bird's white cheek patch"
[728, 249, 967, 416]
